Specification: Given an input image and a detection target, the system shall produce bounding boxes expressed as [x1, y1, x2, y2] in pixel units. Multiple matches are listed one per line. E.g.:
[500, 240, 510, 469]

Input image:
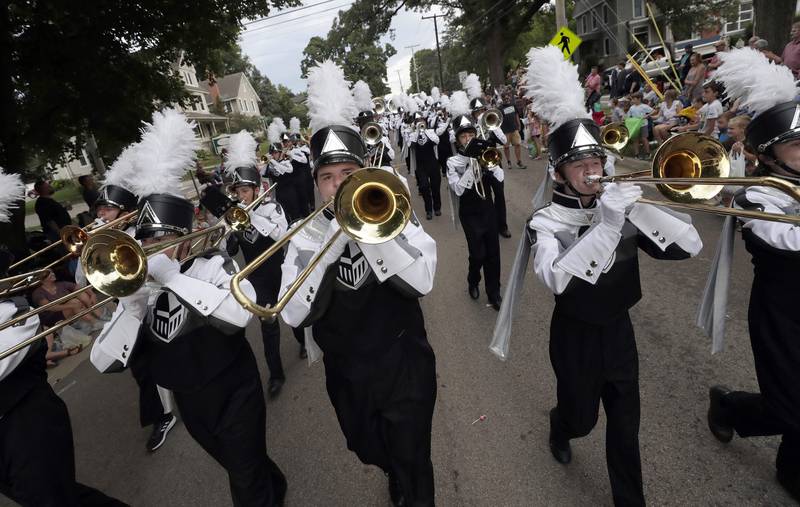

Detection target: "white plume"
[403, 94, 419, 114]
[224, 130, 258, 172]
[463, 73, 482, 99]
[715, 47, 798, 117]
[352, 80, 373, 112]
[267, 118, 286, 144]
[431, 87, 441, 102]
[289, 117, 301, 134]
[306, 60, 358, 133]
[391, 94, 404, 111]
[129, 108, 198, 197]
[104, 144, 139, 189]
[439, 94, 450, 109]
[0, 168, 24, 223]
[414, 95, 425, 107]
[447, 91, 471, 116]
[523, 45, 589, 130]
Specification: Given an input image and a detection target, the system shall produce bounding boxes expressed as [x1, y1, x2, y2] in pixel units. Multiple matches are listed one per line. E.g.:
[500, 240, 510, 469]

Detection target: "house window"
[238, 99, 243, 110]
[604, 38, 611, 56]
[725, 1, 753, 33]
[632, 0, 644, 18]
[633, 25, 649, 45]
[225, 102, 232, 113]
[250, 100, 256, 111]
[603, 5, 609, 23]
[78, 149, 88, 166]
[581, 15, 587, 34]
[592, 9, 597, 29]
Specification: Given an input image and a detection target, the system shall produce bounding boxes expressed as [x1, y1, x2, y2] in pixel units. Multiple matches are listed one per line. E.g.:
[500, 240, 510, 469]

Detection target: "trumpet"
[413, 119, 428, 132]
[9, 210, 138, 271]
[372, 98, 386, 115]
[81, 190, 271, 299]
[230, 168, 411, 321]
[600, 122, 630, 154]
[586, 133, 800, 225]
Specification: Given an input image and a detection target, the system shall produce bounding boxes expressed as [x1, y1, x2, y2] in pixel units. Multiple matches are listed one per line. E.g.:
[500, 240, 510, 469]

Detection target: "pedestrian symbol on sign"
[548, 26, 582, 61]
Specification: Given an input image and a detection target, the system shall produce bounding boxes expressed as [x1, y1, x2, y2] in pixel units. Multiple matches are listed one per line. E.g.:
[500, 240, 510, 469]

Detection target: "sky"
[238, 0, 448, 96]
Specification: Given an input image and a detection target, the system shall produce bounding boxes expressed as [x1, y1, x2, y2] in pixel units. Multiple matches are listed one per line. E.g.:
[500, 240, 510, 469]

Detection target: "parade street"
[18, 156, 796, 507]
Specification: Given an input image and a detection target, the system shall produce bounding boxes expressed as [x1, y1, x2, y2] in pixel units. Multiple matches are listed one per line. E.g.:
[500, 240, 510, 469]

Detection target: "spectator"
[77, 175, 100, 209]
[683, 53, 706, 103]
[610, 98, 625, 123]
[610, 62, 625, 98]
[626, 92, 654, 160]
[624, 66, 643, 94]
[728, 115, 758, 175]
[525, 106, 545, 160]
[717, 111, 733, 145]
[499, 93, 526, 169]
[33, 180, 72, 242]
[781, 21, 800, 78]
[642, 84, 660, 106]
[584, 65, 602, 112]
[748, 35, 760, 48]
[681, 82, 723, 139]
[707, 39, 728, 78]
[652, 89, 681, 143]
[754, 39, 783, 64]
[678, 44, 694, 81]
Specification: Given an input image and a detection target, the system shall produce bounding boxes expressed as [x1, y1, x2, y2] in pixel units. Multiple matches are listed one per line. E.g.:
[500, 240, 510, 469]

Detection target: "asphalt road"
[6, 152, 796, 506]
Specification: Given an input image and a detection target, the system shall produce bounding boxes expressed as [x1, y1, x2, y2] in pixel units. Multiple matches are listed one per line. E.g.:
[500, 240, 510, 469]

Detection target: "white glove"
[321, 219, 350, 264]
[118, 285, 153, 320]
[598, 183, 642, 230]
[147, 253, 181, 285]
[417, 132, 428, 145]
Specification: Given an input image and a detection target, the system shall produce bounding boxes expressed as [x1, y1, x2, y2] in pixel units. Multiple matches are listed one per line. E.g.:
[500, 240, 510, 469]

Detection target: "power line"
[241, 1, 355, 36]
[243, 0, 340, 26]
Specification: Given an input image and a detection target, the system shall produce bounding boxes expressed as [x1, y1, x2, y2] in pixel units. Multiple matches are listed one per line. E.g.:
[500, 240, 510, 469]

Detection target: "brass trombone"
[386, 100, 399, 114]
[588, 133, 800, 225]
[9, 210, 138, 271]
[361, 122, 386, 167]
[372, 98, 386, 115]
[81, 189, 272, 298]
[600, 122, 630, 155]
[230, 168, 411, 321]
[0, 268, 51, 298]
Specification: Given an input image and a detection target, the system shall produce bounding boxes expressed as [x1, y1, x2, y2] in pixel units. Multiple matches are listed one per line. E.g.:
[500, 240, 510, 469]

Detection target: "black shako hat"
[229, 165, 261, 189]
[309, 125, 366, 175]
[548, 118, 606, 169]
[135, 193, 194, 240]
[200, 185, 237, 219]
[452, 114, 477, 139]
[356, 110, 374, 127]
[746, 100, 800, 155]
[96, 184, 138, 211]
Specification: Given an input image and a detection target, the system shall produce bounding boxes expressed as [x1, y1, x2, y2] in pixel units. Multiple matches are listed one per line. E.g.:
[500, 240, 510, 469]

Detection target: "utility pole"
[396, 70, 405, 93]
[422, 14, 445, 90]
[405, 44, 420, 93]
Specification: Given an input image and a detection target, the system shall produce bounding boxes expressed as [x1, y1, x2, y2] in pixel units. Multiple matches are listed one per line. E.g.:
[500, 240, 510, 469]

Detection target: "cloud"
[239, 1, 447, 95]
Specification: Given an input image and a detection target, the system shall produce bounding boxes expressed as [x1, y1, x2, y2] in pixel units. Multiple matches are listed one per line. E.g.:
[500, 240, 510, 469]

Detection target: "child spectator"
[627, 92, 654, 159]
[727, 115, 758, 175]
[610, 98, 625, 123]
[696, 82, 724, 138]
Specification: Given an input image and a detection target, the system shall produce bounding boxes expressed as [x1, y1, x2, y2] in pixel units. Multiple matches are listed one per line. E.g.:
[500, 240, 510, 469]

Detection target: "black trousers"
[130, 355, 168, 427]
[459, 212, 501, 301]
[323, 335, 437, 506]
[0, 383, 127, 507]
[256, 283, 285, 381]
[723, 391, 800, 481]
[292, 326, 306, 347]
[276, 181, 307, 222]
[548, 308, 645, 507]
[174, 345, 286, 507]
[488, 177, 507, 232]
[417, 162, 441, 214]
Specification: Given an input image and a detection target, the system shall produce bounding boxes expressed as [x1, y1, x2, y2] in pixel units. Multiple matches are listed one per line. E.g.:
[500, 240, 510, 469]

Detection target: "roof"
[201, 72, 260, 102]
[183, 111, 228, 121]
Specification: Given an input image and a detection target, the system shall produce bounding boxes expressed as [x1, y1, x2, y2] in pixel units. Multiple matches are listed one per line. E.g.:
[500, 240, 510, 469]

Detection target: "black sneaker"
[268, 378, 285, 398]
[499, 229, 512, 238]
[386, 473, 406, 507]
[299, 345, 308, 359]
[468, 285, 480, 300]
[777, 468, 800, 503]
[426, 212, 433, 220]
[489, 295, 502, 311]
[147, 413, 177, 452]
[434, 210, 442, 216]
[549, 408, 571, 464]
[708, 385, 734, 443]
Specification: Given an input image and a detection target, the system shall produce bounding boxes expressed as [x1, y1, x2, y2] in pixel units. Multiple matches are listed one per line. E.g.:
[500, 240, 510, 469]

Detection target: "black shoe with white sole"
[147, 413, 177, 452]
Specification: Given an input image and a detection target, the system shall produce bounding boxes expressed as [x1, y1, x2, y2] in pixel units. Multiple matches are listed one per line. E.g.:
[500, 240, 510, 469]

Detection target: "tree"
[752, 0, 795, 56]
[1, 0, 298, 256]
[651, 0, 740, 42]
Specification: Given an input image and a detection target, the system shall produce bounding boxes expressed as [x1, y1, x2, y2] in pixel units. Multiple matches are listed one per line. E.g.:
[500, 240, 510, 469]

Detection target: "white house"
[170, 56, 229, 146]
[201, 72, 262, 117]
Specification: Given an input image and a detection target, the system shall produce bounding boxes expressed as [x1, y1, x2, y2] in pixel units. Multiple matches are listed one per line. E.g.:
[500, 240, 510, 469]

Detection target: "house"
[49, 146, 92, 180]
[573, 0, 753, 72]
[170, 55, 229, 147]
[201, 73, 262, 117]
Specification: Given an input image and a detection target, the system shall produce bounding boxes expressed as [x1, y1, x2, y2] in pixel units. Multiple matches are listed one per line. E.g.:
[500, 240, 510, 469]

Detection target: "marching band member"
[702, 48, 800, 502]
[81, 146, 179, 453]
[446, 90, 504, 310]
[216, 131, 290, 398]
[266, 119, 303, 223]
[279, 61, 438, 507]
[411, 113, 442, 220]
[90, 110, 286, 506]
[523, 46, 702, 506]
[0, 170, 126, 507]
[282, 132, 312, 218]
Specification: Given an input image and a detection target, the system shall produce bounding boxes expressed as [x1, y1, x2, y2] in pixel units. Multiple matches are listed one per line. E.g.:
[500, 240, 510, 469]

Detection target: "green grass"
[24, 182, 83, 214]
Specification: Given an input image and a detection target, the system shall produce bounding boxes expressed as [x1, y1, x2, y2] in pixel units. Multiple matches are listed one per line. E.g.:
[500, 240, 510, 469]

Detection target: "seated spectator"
[707, 39, 728, 78]
[675, 86, 722, 138]
[642, 84, 660, 106]
[77, 175, 100, 209]
[717, 111, 733, 145]
[31, 270, 105, 334]
[652, 89, 681, 143]
[626, 92, 654, 160]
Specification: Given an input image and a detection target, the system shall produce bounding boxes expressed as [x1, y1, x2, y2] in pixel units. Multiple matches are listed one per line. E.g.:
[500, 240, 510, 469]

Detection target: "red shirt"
[782, 40, 800, 77]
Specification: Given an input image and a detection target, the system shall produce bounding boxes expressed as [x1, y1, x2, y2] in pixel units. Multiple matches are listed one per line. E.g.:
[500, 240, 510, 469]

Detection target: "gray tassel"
[696, 215, 736, 354]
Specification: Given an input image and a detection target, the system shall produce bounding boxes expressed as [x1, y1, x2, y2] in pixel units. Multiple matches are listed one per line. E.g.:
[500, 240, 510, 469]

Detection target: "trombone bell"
[372, 98, 385, 115]
[82, 230, 147, 298]
[337, 168, 411, 244]
[653, 133, 729, 203]
[361, 122, 383, 147]
[600, 123, 629, 153]
[481, 108, 503, 131]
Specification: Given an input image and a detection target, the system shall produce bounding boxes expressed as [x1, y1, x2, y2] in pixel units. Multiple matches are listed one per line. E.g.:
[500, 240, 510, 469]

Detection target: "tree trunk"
[85, 133, 107, 176]
[753, 0, 794, 56]
[486, 28, 506, 87]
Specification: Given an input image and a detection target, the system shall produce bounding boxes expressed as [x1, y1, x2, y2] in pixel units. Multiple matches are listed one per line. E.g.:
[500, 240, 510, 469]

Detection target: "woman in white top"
[652, 89, 682, 143]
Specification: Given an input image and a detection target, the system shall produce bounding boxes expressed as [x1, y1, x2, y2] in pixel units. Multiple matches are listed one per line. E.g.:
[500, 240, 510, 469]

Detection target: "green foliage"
[651, 0, 741, 41]
[227, 113, 264, 133]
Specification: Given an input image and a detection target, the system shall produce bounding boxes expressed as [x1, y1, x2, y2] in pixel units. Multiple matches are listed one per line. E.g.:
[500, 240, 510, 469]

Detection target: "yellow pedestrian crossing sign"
[549, 26, 582, 60]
